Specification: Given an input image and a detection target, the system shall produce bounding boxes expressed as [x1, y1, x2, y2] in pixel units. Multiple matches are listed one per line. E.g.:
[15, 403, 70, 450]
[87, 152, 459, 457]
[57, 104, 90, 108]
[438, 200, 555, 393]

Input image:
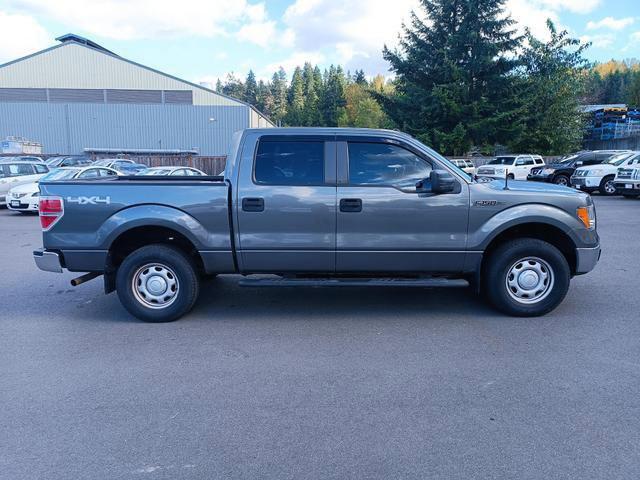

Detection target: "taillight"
[39, 196, 64, 231]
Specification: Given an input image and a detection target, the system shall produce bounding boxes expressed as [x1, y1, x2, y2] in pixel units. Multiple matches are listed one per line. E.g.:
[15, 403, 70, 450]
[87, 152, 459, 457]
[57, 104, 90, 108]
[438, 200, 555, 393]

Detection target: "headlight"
[634, 170, 640, 180]
[577, 205, 596, 230]
[588, 169, 603, 176]
[542, 168, 555, 175]
[494, 168, 505, 173]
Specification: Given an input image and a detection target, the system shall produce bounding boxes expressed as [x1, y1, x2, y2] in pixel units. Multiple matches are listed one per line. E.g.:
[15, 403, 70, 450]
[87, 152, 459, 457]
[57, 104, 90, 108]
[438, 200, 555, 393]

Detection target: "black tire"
[116, 244, 200, 322]
[598, 175, 617, 196]
[507, 174, 515, 180]
[483, 238, 570, 317]
[553, 175, 570, 186]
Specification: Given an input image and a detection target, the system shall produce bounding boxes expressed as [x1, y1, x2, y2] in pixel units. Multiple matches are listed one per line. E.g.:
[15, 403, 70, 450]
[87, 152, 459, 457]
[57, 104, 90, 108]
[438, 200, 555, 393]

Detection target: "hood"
[574, 164, 615, 173]
[483, 179, 586, 197]
[8, 182, 39, 195]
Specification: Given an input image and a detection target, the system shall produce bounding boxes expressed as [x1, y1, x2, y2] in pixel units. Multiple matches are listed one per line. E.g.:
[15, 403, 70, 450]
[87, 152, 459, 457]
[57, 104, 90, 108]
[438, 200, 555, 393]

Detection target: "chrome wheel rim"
[505, 257, 554, 304]
[604, 180, 616, 194]
[132, 263, 179, 309]
[555, 177, 568, 186]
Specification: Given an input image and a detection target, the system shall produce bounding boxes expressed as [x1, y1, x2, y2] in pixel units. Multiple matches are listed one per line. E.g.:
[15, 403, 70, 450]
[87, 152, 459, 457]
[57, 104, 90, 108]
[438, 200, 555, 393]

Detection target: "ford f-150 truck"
[33, 128, 600, 322]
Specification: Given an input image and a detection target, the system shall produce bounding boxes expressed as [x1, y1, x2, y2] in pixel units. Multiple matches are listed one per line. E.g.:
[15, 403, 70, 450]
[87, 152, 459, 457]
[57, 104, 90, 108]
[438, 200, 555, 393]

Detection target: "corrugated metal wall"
[0, 103, 249, 156]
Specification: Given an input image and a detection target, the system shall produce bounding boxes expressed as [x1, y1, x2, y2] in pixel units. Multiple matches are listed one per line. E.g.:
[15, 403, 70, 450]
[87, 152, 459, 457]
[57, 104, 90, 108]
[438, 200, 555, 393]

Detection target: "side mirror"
[430, 169, 456, 194]
[576, 161, 583, 166]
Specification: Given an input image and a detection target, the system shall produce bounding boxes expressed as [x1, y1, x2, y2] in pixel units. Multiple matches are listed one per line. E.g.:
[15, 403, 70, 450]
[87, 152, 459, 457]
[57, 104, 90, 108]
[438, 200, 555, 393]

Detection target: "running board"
[238, 277, 469, 288]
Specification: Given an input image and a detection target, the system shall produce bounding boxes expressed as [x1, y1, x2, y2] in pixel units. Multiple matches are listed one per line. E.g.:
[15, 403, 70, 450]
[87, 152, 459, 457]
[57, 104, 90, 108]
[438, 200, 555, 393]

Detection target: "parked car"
[34, 128, 600, 322]
[571, 151, 640, 195]
[528, 150, 630, 186]
[0, 160, 49, 206]
[449, 159, 476, 175]
[613, 161, 640, 199]
[476, 154, 544, 180]
[7, 166, 120, 213]
[45, 155, 93, 168]
[137, 166, 206, 176]
[13, 155, 44, 162]
[93, 159, 147, 174]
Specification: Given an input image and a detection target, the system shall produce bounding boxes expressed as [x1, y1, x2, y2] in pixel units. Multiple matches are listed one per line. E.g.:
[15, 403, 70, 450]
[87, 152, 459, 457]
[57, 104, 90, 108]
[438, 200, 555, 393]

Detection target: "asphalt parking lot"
[1, 196, 639, 480]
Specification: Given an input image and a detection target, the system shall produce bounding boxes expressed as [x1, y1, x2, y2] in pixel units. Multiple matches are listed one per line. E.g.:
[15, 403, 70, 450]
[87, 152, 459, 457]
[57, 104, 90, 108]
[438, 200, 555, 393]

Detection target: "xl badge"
[67, 196, 111, 205]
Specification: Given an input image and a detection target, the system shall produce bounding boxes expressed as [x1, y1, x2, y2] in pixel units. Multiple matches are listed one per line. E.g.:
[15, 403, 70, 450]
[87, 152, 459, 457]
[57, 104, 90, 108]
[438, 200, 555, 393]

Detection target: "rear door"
[335, 138, 469, 273]
[514, 156, 534, 179]
[235, 135, 337, 273]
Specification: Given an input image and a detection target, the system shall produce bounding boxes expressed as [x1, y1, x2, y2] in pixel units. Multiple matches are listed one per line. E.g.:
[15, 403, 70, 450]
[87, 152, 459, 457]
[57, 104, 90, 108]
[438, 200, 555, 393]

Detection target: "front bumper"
[571, 176, 600, 190]
[33, 249, 63, 273]
[527, 174, 553, 182]
[613, 181, 640, 195]
[7, 198, 39, 211]
[575, 245, 601, 275]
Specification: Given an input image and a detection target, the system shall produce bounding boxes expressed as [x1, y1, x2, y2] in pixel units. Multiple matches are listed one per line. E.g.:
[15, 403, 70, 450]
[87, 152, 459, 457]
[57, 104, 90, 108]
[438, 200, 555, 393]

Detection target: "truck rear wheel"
[116, 244, 200, 322]
[483, 238, 570, 317]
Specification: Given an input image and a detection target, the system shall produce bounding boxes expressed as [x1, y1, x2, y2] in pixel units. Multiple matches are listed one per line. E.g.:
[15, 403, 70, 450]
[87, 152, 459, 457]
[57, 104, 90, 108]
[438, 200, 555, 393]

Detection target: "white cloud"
[0, 11, 50, 63]
[11, 0, 266, 40]
[506, 0, 560, 40]
[587, 16, 635, 31]
[537, 0, 601, 14]
[580, 33, 615, 48]
[631, 31, 640, 42]
[264, 51, 325, 76]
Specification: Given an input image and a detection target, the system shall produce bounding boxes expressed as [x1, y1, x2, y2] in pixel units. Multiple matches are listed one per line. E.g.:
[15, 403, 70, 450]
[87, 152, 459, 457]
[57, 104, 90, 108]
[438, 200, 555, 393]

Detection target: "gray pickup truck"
[34, 128, 600, 322]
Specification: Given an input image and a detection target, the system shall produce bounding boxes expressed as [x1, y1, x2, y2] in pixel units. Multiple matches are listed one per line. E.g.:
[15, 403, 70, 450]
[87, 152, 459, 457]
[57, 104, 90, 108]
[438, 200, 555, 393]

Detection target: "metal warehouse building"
[0, 34, 272, 157]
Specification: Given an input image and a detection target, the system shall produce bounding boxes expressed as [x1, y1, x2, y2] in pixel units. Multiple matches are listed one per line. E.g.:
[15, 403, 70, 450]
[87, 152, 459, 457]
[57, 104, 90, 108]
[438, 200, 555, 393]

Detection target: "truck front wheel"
[116, 244, 200, 322]
[483, 238, 570, 317]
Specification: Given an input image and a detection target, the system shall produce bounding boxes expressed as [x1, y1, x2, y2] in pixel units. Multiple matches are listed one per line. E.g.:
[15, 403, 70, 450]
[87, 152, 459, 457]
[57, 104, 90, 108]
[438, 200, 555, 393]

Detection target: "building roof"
[0, 33, 273, 125]
[55, 33, 116, 55]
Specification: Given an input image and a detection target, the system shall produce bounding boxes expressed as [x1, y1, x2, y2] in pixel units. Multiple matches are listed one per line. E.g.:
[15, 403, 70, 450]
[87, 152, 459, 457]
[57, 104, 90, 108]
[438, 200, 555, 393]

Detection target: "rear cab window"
[254, 140, 324, 185]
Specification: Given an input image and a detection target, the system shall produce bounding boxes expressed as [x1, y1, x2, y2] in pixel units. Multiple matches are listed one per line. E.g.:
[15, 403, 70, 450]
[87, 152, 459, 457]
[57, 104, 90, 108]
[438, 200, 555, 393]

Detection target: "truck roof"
[245, 127, 413, 138]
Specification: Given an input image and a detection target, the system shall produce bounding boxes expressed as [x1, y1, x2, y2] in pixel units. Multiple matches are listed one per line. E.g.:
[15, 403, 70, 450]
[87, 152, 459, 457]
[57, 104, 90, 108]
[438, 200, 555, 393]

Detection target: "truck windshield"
[488, 156, 516, 165]
[605, 153, 634, 165]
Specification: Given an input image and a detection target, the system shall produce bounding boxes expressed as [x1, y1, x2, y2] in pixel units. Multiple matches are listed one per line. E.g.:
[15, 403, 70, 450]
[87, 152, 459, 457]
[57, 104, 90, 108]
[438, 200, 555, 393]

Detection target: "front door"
[236, 136, 337, 273]
[336, 139, 469, 273]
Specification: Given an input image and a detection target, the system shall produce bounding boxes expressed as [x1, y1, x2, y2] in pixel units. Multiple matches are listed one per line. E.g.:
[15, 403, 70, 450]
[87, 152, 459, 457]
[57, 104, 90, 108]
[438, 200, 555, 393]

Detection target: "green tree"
[244, 70, 258, 105]
[220, 73, 245, 100]
[270, 67, 288, 125]
[509, 20, 590, 155]
[319, 65, 347, 126]
[286, 66, 305, 126]
[302, 63, 321, 126]
[377, 0, 522, 154]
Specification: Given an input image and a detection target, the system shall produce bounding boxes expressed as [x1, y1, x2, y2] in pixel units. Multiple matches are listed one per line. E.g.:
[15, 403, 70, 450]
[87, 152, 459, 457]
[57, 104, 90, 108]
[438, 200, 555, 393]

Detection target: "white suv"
[571, 151, 640, 195]
[476, 154, 544, 180]
[0, 160, 49, 206]
[614, 156, 640, 199]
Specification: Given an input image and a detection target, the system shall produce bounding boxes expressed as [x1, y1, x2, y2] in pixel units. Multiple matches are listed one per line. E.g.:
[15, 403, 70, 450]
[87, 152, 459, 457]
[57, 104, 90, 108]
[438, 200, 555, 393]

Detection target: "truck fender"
[98, 204, 209, 251]
[469, 203, 585, 251]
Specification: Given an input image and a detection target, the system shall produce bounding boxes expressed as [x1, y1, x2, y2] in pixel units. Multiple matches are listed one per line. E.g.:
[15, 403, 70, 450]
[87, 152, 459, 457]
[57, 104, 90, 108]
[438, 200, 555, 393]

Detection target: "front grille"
[617, 169, 634, 180]
[572, 178, 585, 186]
[478, 168, 495, 175]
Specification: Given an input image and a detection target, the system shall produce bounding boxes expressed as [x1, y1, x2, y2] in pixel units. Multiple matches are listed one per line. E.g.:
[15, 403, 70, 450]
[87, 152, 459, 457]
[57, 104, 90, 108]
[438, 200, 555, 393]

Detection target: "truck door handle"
[242, 197, 264, 212]
[340, 198, 362, 212]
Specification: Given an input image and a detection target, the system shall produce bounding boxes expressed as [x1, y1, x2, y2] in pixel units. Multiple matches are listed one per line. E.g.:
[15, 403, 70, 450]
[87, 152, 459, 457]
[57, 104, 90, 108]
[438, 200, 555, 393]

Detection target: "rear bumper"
[575, 245, 601, 275]
[613, 181, 640, 195]
[33, 249, 63, 273]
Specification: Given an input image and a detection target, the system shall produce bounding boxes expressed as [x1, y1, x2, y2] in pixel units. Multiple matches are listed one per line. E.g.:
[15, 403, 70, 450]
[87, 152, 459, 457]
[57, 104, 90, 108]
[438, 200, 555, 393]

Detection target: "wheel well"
[107, 226, 204, 274]
[482, 223, 577, 275]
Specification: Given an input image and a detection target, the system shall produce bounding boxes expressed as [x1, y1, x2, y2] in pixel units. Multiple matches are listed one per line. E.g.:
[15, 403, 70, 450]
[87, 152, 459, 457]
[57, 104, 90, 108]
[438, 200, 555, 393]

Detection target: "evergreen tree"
[510, 20, 590, 155]
[220, 73, 245, 100]
[377, 0, 521, 154]
[301, 63, 321, 126]
[353, 69, 367, 85]
[244, 70, 258, 105]
[320, 65, 347, 126]
[215, 79, 223, 93]
[286, 66, 305, 126]
[270, 67, 288, 125]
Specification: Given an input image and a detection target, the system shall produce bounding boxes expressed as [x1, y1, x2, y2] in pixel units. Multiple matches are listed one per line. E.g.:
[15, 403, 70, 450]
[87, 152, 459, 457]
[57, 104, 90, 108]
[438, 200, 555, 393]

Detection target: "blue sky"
[1, 0, 639, 87]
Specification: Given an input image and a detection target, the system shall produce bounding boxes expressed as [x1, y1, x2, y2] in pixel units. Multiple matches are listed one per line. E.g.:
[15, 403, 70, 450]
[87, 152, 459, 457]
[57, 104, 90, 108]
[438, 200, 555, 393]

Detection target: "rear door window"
[34, 164, 49, 174]
[254, 140, 324, 185]
[7, 164, 34, 176]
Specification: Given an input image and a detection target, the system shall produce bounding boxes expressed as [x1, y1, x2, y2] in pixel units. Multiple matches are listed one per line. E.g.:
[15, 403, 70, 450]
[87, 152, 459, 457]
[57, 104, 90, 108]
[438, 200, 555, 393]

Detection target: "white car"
[571, 151, 640, 196]
[7, 165, 120, 213]
[0, 160, 50, 206]
[476, 154, 545, 180]
[450, 159, 476, 175]
[138, 166, 206, 176]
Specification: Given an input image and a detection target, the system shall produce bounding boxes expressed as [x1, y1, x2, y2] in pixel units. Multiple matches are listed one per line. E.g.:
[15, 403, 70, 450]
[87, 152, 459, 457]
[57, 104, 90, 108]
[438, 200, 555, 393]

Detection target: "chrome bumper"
[575, 245, 600, 275]
[33, 249, 63, 273]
